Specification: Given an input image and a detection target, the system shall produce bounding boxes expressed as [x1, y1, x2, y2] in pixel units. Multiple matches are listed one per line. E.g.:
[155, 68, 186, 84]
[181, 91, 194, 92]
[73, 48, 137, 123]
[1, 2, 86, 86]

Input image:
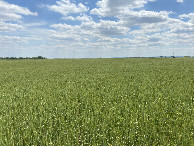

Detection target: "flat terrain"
[0, 58, 193, 145]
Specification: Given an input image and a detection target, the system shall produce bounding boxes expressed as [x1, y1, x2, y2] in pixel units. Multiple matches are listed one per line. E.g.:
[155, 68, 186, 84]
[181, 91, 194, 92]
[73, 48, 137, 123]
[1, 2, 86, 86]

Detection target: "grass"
[0, 58, 193, 145]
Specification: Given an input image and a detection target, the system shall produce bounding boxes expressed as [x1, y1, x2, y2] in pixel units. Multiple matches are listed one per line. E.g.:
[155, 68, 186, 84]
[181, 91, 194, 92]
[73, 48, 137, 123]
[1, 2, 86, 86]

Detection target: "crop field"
[0, 58, 193, 145]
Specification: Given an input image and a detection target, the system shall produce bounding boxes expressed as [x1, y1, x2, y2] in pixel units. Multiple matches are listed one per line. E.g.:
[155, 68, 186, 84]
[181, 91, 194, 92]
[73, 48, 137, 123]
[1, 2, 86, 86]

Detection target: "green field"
[0, 58, 193, 145]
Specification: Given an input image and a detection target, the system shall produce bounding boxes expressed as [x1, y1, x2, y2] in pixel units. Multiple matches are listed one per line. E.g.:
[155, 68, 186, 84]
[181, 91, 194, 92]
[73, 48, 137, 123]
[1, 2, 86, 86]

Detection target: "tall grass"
[0, 58, 193, 145]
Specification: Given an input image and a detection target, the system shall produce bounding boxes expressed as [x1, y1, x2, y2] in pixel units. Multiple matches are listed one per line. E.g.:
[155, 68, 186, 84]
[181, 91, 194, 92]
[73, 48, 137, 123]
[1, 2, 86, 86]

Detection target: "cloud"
[23, 22, 47, 28]
[97, 20, 130, 36]
[62, 14, 93, 22]
[131, 17, 194, 49]
[91, 0, 156, 17]
[0, 35, 24, 43]
[0, 0, 38, 32]
[0, 12, 22, 21]
[177, 0, 183, 3]
[120, 10, 170, 26]
[179, 13, 194, 23]
[49, 9, 194, 53]
[62, 16, 75, 21]
[1, 0, 193, 58]
[174, 13, 194, 34]
[51, 19, 129, 37]
[0, 21, 24, 32]
[75, 14, 93, 22]
[90, 0, 170, 27]
[50, 23, 79, 30]
[47, 0, 88, 16]
[0, 0, 37, 22]
[148, 37, 161, 42]
[172, 23, 194, 34]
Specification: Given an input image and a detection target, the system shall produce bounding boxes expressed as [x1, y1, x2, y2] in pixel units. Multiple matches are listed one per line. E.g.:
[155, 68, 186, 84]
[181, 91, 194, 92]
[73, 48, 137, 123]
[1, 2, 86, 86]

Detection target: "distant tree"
[10, 57, 17, 59]
[1, 56, 46, 60]
[37, 56, 44, 59]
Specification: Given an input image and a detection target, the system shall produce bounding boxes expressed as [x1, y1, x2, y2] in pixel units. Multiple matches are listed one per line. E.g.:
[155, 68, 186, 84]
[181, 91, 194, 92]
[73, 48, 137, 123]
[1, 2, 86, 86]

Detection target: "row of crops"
[0, 58, 193, 145]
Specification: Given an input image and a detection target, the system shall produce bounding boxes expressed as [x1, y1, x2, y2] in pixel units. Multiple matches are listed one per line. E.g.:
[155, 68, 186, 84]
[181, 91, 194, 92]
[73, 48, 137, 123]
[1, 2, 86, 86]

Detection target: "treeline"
[0, 56, 46, 60]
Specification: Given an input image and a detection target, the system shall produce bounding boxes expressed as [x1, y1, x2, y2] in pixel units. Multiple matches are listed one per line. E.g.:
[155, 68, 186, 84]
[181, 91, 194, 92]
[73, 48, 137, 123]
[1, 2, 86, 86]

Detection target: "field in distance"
[0, 58, 193, 145]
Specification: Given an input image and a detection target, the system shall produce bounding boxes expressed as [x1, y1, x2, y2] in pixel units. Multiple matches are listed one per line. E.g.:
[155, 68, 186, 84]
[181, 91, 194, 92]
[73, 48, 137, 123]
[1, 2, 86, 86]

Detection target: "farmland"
[0, 58, 193, 145]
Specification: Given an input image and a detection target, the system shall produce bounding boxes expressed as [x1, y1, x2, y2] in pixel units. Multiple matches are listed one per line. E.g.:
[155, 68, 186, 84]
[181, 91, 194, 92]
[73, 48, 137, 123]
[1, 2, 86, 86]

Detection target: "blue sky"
[0, 0, 194, 58]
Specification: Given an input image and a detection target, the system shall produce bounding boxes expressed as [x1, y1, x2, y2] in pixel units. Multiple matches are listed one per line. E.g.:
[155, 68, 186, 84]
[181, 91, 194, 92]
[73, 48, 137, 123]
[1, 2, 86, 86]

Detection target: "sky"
[0, 0, 194, 58]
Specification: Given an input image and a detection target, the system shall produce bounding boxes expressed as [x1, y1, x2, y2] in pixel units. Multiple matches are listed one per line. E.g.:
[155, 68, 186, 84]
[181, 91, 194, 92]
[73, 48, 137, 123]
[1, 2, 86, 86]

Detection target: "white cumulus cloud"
[0, 0, 37, 22]
[90, 0, 170, 27]
[91, 0, 156, 17]
[62, 14, 92, 22]
[120, 10, 170, 26]
[0, 0, 37, 32]
[0, 21, 24, 32]
[177, 0, 183, 3]
[47, 0, 88, 16]
[179, 13, 194, 23]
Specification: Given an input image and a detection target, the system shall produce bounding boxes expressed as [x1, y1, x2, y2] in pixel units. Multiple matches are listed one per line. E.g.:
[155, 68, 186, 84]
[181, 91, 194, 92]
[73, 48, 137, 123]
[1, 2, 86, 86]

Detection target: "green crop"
[0, 58, 193, 145]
